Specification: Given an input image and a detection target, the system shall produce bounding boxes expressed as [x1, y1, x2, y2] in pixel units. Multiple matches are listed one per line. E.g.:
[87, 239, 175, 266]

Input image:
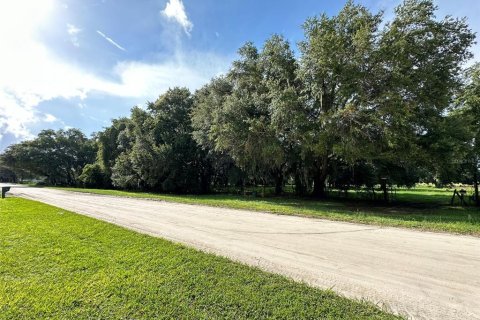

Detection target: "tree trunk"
[312, 155, 328, 198]
[240, 176, 245, 195]
[294, 171, 306, 196]
[274, 170, 283, 195]
[380, 178, 388, 203]
[199, 162, 211, 194]
[474, 164, 479, 207]
[312, 174, 326, 198]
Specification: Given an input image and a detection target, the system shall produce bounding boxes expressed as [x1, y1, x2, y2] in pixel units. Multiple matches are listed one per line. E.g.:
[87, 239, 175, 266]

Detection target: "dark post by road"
[474, 165, 479, 207]
[1, 187, 11, 199]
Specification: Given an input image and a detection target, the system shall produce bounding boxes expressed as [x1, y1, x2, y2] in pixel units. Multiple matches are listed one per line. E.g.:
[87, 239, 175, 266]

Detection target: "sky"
[0, 0, 479, 151]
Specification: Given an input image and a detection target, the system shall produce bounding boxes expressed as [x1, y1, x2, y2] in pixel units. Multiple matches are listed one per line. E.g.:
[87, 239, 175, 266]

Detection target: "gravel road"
[5, 186, 480, 319]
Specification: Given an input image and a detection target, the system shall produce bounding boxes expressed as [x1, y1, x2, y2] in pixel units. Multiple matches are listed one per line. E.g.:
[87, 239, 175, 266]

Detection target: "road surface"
[4, 186, 480, 319]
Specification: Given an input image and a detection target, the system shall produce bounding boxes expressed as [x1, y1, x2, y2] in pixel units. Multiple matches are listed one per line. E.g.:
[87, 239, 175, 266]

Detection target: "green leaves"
[2, 0, 477, 194]
[109, 88, 210, 193]
[0, 129, 95, 185]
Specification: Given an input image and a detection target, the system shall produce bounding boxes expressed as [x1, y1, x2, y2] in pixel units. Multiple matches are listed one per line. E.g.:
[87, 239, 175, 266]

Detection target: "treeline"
[1, 0, 479, 201]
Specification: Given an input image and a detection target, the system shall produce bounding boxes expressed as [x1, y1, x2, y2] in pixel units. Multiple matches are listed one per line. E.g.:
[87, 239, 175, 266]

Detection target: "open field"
[0, 197, 398, 319]
[54, 186, 480, 236]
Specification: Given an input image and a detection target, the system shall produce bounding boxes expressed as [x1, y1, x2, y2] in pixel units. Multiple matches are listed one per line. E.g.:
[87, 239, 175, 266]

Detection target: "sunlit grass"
[0, 198, 398, 319]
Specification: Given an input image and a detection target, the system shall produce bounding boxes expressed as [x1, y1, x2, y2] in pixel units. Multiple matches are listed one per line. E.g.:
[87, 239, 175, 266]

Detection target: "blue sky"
[0, 0, 479, 150]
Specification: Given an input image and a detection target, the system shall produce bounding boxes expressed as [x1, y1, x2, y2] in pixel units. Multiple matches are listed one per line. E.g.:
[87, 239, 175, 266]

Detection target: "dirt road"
[6, 186, 480, 319]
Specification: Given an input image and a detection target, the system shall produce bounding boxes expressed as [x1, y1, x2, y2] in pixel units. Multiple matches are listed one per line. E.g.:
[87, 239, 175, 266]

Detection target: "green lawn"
[0, 198, 398, 319]
[54, 187, 480, 236]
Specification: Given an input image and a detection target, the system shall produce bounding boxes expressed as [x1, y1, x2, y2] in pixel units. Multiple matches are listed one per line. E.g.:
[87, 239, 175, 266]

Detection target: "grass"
[54, 186, 480, 236]
[0, 198, 399, 319]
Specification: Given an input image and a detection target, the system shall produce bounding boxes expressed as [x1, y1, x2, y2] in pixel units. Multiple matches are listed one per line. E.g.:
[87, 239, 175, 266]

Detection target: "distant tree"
[110, 107, 158, 190]
[192, 77, 232, 151]
[126, 107, 162, 189]
[0, 166, 17, 183]
[0, 144, 33, 181]
[0, 129, 96, 185]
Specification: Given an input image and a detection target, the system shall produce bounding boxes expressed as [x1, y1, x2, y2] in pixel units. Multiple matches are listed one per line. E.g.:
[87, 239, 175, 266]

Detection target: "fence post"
[1, 187, 11, 199]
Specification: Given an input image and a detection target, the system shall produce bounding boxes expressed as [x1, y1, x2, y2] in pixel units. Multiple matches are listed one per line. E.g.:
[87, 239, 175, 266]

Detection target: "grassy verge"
[0, 198, 398, 319]
[54, 187, 480, 236]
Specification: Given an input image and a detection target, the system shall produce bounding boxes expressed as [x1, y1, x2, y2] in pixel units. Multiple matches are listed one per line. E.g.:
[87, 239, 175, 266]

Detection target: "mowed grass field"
[55, 186, 480, 236]
[0, 198, 399, 319]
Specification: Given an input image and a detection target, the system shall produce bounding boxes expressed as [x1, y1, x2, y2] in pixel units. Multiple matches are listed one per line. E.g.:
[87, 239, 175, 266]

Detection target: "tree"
[0, 166, 16, 183]
[298, 1, 383, 197]
[0, 129, 96, 185]
[111, 152, 141, 189]
[298, 0, 475, 197]
[377, 0, 475, 176]
[149, 87, 211, 193]
[1, 0, 477, 199]
[193, 38, 303, 195]
[192, 77, 233, 151]
[194, 43, 278, 192]
[110, 88, 211, 193]
[457, 63, 480, 206]
[96, 117, 131, 185]
[260, 35, 303, 194]
[0, 143, 34, 181]
[192, 77, 244, 191]
[79, 163, 107, 188]
[220, 42, 282, 190]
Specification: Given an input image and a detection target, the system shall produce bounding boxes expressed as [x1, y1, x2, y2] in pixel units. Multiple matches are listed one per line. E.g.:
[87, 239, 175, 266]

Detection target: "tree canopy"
[1, 0, 478, 203]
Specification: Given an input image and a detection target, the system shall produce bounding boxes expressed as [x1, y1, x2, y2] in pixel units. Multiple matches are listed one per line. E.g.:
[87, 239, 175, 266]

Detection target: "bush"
[79, 163, 107, 188]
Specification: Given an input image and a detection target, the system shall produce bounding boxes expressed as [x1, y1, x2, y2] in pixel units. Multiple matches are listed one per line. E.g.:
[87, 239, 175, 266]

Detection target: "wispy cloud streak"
[96, 30, 126, 51]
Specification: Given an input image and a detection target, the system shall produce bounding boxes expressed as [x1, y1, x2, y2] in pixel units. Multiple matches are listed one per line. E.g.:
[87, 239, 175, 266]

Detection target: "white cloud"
[0, 92, 36, 141]
[161, 0, 193, 36]
[0, 40, 228, 142]
[67, 23, 81, 47]
[0, 0, 56, 142]
[96, 30, 126, 51]
[0, 0, 230, 150]
[44, 113, 57, 123]
[67, 24, 81, 35]
[110, 54, 229, 98]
